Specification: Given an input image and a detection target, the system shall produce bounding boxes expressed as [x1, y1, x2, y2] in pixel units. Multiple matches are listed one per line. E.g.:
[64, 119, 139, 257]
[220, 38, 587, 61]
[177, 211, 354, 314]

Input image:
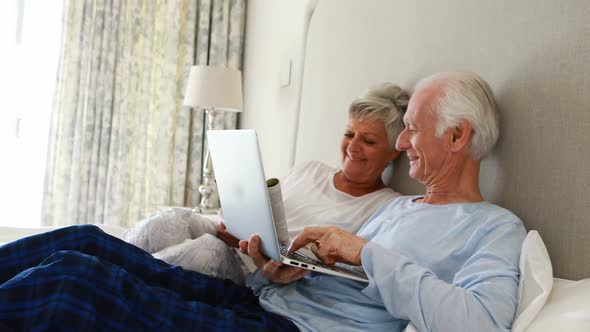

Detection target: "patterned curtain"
[42, 0, 246, 228]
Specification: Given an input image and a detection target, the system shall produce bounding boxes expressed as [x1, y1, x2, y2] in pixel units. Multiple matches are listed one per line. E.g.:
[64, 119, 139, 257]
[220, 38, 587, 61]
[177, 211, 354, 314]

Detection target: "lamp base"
[196, 180, 219, 214]
[195, 108, 220, 214]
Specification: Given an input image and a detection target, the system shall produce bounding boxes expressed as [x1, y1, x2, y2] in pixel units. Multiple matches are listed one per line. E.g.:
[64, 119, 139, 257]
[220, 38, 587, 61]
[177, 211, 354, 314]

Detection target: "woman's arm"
[239, 234, 310, 285]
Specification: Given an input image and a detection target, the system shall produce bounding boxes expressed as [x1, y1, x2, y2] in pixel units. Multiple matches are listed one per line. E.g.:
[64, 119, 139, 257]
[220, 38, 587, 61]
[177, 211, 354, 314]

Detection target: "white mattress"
[0, 224, 127, 245]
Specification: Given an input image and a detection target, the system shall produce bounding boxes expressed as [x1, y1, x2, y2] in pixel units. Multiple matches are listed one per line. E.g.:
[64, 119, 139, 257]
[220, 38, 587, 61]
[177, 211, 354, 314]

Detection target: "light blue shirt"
[247, 196, 527, 332]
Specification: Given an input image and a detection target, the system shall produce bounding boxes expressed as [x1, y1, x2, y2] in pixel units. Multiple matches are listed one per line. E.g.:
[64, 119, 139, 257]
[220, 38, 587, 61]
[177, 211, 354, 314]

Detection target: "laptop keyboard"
[279, 244, 336, 270]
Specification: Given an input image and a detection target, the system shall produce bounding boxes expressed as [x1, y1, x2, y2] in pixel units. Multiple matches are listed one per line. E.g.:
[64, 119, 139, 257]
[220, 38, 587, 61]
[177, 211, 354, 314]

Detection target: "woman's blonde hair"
[349, 83, 409, 149]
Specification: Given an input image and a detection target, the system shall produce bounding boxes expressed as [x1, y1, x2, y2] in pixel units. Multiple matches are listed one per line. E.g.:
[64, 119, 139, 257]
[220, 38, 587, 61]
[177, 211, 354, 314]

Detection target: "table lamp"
[183, 65, 242, 213]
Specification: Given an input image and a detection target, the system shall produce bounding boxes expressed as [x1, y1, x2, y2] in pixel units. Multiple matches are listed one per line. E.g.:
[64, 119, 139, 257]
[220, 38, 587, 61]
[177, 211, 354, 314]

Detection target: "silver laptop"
[207, 129, 368, 282]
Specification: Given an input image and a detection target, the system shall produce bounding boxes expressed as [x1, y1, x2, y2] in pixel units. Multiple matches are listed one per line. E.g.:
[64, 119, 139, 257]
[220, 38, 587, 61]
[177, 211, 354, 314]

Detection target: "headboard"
[294, 0, 590, 280]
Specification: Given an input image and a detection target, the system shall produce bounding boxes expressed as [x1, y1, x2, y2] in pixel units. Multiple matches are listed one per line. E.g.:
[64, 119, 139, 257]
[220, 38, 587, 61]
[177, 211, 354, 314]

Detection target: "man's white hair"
[415, 72, 500, 160]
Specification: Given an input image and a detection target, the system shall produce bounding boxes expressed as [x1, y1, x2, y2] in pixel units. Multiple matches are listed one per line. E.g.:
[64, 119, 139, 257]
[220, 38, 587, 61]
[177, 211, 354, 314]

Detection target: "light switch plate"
[280, 58, 292, 88]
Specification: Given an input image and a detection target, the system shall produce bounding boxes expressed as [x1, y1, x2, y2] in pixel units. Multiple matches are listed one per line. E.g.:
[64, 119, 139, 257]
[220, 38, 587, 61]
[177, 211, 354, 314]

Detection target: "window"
[0, 0, 63, 227]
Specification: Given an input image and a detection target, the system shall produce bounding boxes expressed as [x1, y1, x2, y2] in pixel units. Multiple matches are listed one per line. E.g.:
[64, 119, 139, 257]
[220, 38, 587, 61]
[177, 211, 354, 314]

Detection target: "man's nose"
[395, 129, 409, 151]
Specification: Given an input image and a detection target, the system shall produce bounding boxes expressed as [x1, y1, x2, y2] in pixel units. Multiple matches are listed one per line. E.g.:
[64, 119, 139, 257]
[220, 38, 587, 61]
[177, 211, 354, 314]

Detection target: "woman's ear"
[389, 149, 401, 161]
[450, 120, 473, 152]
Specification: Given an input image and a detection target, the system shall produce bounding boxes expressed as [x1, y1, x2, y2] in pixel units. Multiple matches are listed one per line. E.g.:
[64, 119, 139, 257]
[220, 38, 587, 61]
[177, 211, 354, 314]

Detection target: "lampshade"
[183, 65, 242, 112]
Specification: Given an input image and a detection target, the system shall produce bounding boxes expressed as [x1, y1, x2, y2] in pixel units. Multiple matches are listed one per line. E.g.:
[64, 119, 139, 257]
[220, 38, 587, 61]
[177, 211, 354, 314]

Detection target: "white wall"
[240, 0, 317, 178]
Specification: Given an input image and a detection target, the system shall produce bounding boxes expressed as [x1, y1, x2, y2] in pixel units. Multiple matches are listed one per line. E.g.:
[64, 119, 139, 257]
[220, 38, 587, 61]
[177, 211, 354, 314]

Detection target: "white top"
[281, 160, 401, 241]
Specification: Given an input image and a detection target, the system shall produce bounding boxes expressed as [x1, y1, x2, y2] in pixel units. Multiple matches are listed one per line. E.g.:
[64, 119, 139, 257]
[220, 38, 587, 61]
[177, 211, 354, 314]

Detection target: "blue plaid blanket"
[0, 225, 297, 331]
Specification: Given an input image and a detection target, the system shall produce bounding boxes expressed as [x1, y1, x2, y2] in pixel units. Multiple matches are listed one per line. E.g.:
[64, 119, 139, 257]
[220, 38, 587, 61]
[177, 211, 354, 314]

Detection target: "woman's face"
[340, 117, 399, 184]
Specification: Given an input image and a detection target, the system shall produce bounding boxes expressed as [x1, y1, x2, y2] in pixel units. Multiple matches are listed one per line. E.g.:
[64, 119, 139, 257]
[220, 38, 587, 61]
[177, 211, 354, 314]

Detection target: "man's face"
[395, 83, 453, 184]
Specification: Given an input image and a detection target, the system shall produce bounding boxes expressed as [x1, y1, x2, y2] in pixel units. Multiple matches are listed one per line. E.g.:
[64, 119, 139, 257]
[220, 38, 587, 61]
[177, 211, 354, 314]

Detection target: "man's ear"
[450, 120, 473, 152]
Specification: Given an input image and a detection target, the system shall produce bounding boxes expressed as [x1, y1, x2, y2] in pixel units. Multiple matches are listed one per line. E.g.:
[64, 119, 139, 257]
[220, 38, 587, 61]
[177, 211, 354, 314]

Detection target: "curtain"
[42, 0, 246, 228]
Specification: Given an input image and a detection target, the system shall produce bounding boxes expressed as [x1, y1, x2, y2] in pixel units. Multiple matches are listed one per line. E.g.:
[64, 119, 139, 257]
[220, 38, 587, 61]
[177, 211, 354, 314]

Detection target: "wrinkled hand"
[239, 234, 310, 285]
[289, 226, 368, 266]
[217, 221, 240, 248]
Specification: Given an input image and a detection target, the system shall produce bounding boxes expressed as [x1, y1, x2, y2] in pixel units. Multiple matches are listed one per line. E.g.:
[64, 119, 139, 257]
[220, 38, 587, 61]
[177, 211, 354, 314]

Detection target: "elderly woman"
[124, 83, 409, 284]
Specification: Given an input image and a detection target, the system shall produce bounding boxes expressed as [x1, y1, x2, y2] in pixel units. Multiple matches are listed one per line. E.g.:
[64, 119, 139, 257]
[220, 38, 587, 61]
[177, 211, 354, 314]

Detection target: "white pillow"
[511, 230, 554, 332]
[381, 161, 395, 186]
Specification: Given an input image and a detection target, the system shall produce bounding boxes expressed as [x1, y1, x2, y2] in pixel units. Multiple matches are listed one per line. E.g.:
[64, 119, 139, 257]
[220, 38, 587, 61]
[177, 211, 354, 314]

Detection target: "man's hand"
[217, 221, 240, 248]
[289, 226, 368, 266]
[239, 234, 309, 284]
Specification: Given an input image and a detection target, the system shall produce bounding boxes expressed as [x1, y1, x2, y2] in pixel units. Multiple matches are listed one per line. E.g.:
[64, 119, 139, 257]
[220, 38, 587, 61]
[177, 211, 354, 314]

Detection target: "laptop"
[207, 129, 369, 282]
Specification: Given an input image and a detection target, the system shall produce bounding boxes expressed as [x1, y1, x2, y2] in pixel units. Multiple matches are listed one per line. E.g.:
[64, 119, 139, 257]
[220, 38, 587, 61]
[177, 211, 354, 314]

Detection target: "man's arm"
[288, 226, 367, 265]
[289, 221, 525, 331]
[360, 221, 525, 332]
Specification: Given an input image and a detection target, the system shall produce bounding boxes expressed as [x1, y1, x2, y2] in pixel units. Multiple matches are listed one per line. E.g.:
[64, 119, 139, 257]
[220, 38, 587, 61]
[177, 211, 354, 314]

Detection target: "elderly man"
[242, 71, 526, 331]
[0, 72, 525, 332]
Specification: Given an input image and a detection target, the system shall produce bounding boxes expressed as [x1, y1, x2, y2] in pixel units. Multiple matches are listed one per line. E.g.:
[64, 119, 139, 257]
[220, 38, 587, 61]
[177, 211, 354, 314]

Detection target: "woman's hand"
[239, 234, 309, 284]
[217, 221, 240, 248]
[289, 226, 368, 266]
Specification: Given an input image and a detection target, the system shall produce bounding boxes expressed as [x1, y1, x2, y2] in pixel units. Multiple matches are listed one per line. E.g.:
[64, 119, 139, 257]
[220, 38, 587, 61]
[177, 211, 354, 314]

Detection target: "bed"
[288, 0, 590, 331]
[3, 0, 590, 330]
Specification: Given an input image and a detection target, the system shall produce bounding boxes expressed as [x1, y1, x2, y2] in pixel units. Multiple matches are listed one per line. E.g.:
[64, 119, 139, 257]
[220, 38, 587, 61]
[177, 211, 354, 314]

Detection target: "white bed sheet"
[525, 278, 590, 331]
